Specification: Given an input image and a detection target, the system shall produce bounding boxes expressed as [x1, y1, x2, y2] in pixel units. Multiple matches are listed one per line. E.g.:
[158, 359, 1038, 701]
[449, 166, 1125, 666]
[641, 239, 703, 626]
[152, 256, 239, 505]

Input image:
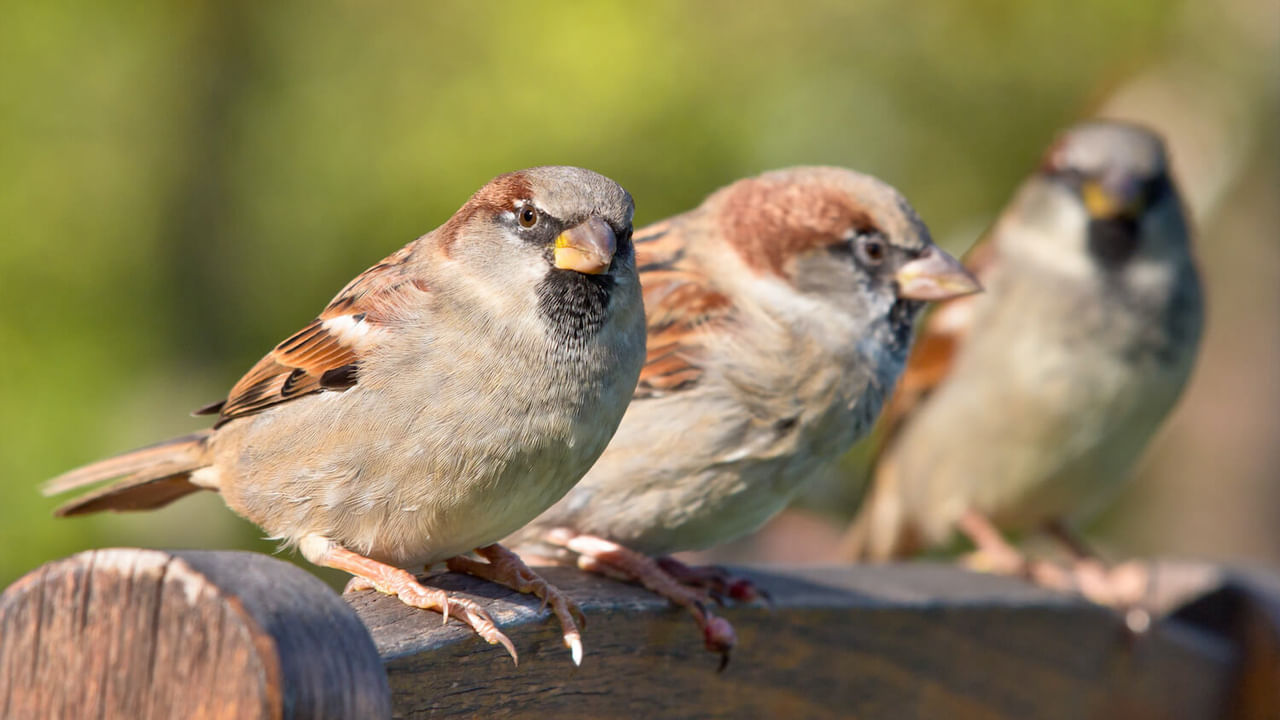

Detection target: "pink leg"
[327, 544, 517, 663]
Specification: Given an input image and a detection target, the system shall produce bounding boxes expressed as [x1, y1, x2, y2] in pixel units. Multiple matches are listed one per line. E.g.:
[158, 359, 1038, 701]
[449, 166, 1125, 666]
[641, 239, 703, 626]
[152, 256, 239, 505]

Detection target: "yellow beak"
[553, 216, 617, 275]
[1082, 179, 1143, 220]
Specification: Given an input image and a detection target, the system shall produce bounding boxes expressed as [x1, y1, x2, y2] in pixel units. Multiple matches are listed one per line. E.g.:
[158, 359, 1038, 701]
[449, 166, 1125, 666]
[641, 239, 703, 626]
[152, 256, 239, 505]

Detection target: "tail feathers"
[53, 471, 202, 517]
[44, 431, 213, 516]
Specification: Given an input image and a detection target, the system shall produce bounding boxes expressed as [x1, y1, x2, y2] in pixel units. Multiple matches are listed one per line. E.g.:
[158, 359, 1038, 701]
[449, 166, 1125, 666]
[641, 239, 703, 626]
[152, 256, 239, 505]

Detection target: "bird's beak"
[894, 246, 982, 301]
[1081, 176, 1144, 221]
[553, 217, 617, 275]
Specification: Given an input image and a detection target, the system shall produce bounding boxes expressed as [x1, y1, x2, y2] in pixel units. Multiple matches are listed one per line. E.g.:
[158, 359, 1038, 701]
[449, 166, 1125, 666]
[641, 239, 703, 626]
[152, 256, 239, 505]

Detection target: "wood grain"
[348, 563, 1241, 720]
[3, 551, 1275, 719]
[0, 548, 390, 720]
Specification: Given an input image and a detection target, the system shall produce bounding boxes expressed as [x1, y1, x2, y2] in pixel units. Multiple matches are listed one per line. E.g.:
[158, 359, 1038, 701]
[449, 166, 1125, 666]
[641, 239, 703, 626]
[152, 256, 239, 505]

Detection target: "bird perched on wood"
[839, 121, 1203, 604]
[510, 166, 979, 661]
[44, 166, 646, 665]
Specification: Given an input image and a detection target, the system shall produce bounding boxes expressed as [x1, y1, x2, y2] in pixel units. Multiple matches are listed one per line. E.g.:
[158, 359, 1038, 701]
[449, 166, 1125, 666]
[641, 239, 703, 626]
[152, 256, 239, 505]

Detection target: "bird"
[838, 121, 1203, 607]
[509, 166, 980, 661]
[43, 165, 647, 665]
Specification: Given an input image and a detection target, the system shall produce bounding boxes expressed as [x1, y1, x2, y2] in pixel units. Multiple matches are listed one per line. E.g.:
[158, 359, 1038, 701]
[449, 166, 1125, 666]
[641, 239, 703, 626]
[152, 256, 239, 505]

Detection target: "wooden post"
[0, 548, 390, 720]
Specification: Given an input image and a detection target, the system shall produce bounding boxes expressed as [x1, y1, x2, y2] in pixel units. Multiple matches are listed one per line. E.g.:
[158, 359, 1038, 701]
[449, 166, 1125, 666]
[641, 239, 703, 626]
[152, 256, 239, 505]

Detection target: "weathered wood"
[0, 548, 390, 720]
[1172, 566, 1280, 720]
[4, 551, 1275, 719]
[348, 563, 1250, 720]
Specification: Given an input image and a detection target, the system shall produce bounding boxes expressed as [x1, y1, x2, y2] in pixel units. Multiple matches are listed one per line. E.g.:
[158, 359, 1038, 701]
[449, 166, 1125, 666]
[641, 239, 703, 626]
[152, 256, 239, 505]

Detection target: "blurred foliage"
[1, 0, 1275, 587]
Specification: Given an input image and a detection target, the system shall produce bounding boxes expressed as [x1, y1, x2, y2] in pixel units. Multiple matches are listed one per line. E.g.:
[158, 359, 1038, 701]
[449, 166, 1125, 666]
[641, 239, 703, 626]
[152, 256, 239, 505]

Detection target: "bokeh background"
[2, 0, 1276, 589]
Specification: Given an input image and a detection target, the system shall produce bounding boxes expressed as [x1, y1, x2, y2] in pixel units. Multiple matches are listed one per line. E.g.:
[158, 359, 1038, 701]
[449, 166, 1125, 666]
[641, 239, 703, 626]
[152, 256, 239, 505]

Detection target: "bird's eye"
[518, 206, 539, 228]
[857, 235, 886, 265]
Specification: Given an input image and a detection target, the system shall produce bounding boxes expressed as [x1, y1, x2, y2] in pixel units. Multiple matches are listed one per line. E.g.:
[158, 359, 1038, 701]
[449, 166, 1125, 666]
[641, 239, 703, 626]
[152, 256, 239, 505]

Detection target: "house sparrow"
[839, 121, 1203, 607]
[43, 166, 646, 665]
[510, 167, 979, 660]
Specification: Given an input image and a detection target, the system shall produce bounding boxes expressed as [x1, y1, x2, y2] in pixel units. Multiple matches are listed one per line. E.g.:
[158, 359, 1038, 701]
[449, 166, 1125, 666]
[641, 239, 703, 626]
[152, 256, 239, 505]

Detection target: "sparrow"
[43, 166, 646, 665]
[838, 121, 1204, 606]
[509, 166, 979, 661]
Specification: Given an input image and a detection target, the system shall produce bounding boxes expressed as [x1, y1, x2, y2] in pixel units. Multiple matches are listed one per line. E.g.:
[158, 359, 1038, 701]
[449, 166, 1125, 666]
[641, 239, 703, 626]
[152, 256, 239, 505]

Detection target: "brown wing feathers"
[46, 240, 428, 515]
[198, 241, 425, 427]
[633, 220, 732, 399]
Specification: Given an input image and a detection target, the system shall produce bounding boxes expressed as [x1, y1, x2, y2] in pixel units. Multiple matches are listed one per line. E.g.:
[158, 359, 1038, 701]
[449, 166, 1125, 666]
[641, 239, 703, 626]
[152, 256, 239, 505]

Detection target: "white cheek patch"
[322, 314, 379, 349]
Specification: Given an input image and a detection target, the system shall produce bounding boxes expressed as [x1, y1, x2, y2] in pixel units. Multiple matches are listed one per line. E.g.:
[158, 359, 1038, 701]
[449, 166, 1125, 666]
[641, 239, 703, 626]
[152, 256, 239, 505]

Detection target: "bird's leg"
[957, 510, 1074, 592]
[1044, 518, 1098, 560]
[446, 544, 586, 666]
[543, 529, 736, 668]
[958, 509, 1029, 574]
[315, 538, 517, 663]
[654, 556, 772, 606]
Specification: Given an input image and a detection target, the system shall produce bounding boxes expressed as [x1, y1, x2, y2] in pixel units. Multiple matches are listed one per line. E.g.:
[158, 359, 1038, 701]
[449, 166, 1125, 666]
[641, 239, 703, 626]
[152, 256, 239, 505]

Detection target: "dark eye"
[518, 206, 539, 228]
[1047, 166, 1086, 189]
[857, 235, 886, 265]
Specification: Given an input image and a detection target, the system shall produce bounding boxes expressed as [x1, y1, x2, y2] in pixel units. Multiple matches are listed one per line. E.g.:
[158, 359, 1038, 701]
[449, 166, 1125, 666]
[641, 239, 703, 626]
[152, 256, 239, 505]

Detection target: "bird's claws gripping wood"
[704, 615, 736, 672]
[960, 511, 1156, 633]
[546, 529, 739, 665]
[655, 556, 772, 607]
[447, 544, 586, 666]
[330, 547, 518, 663]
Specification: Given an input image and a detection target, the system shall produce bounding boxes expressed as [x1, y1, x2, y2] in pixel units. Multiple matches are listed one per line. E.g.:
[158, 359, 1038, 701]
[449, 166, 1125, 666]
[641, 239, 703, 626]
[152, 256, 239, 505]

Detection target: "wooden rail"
[2, 549, 1277, 719]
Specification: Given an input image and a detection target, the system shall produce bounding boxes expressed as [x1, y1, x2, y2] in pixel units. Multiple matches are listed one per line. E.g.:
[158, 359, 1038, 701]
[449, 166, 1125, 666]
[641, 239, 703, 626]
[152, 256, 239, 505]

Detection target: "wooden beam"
[4, 550, 1276, 719]
[0, 548, 390, 720]
[348, 563, 1242, 719]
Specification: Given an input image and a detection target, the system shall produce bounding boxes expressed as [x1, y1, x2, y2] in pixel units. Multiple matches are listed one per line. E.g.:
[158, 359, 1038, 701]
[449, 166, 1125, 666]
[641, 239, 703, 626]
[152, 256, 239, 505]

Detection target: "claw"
[483, 619, 519, 665]
[702, 614, 736, 654]
[317, 543, 517, 663]
[455, 544, 586, 665]
[545, 532, 742, 661]
[566, 630, 584, 667]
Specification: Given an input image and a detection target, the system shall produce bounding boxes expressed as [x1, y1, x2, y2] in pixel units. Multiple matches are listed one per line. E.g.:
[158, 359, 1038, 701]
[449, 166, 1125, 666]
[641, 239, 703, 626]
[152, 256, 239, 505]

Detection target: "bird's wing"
[195, 241, 430, 426]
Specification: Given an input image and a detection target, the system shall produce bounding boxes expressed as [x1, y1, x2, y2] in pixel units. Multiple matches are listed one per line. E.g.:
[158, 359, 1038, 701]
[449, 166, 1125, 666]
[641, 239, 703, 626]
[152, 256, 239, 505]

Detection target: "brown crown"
[714, 177, 879, 275]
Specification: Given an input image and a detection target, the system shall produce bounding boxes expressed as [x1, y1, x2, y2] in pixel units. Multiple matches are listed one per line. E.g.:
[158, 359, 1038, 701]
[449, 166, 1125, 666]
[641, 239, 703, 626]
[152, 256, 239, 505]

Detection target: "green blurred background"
[2, 0, 1276, 588]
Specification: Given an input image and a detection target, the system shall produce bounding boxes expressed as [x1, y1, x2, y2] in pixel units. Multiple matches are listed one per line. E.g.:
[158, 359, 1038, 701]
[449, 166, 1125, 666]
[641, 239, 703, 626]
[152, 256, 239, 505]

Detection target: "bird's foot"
[545, 529, 736, 668]
[958, 510, 1075, 589]
[329, 545, 517, 663]
[1045, 520, 1154, 632]
[654, 556, 772, 606]
[1071, 558, 1153, 633]
[447, 544, 586, 666]
[960, 515, 1154, 632]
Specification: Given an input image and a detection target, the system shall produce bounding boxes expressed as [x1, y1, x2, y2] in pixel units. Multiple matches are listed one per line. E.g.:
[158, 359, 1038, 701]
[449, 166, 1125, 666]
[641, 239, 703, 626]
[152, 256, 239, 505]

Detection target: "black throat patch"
[1087, 217, 1141, 269]
[536, 269, 615, 346]
[888, 298, 924, 354]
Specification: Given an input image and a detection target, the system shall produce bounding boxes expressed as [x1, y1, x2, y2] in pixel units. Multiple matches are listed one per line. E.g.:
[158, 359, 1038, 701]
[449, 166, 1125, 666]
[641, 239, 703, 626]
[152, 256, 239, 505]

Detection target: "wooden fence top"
[3, 550, 1277, 719]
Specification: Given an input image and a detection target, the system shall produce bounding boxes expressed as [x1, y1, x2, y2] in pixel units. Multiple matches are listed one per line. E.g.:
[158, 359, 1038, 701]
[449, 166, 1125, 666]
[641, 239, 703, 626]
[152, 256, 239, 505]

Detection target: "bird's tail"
[43, 431, 214, 517]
